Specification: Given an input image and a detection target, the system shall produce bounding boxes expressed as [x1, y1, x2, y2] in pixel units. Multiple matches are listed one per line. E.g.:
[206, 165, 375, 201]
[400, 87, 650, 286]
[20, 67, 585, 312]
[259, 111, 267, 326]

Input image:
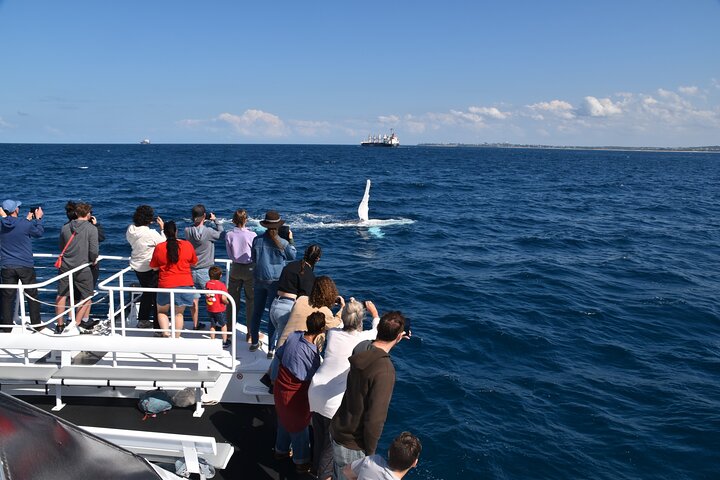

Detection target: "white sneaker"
[60, 321, 79, 336]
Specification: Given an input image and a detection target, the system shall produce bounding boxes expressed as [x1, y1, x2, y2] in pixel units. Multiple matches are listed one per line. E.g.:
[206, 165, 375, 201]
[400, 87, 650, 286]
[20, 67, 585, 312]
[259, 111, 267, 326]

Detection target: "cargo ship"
[361, 129, 399, 147]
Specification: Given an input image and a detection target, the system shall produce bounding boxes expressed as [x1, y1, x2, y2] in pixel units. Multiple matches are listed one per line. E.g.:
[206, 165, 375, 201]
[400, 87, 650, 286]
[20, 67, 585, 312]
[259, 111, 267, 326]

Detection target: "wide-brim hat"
[259, 210, 285, 228]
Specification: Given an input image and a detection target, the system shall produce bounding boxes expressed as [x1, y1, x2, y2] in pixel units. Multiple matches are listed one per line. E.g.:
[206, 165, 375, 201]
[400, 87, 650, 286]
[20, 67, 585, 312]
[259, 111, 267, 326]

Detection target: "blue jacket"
[251, 233, 296, 282]
[0, 216, 44, 268]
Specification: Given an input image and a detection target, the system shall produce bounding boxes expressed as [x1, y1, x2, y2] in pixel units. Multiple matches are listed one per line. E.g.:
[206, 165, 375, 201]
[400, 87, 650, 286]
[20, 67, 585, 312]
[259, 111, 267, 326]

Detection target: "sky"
[1, 0, 719, 146]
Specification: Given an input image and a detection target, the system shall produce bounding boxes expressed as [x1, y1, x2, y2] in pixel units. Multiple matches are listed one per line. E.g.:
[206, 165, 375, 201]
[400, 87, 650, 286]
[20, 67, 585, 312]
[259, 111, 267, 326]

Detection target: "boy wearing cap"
[0, 199, 44, 332]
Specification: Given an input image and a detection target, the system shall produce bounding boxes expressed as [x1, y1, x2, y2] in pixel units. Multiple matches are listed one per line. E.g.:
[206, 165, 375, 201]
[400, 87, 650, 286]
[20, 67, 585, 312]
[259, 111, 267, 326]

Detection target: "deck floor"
[27, 395, 307, 480]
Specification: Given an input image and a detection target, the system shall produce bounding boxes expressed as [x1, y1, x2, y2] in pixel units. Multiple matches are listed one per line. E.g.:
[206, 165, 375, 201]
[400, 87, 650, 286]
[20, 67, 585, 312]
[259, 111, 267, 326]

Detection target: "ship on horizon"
[361, 129, 399, 147]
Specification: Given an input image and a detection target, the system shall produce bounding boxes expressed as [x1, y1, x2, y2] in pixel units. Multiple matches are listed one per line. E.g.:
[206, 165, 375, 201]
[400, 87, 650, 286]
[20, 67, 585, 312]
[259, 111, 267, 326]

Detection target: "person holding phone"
[0, 199, 44, 332]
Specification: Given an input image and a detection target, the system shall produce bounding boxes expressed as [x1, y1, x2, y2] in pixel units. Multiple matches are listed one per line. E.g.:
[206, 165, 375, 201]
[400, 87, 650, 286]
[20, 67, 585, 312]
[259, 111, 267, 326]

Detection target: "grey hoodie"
[184, 222, 222, 269]
[58, 220, 99, 270]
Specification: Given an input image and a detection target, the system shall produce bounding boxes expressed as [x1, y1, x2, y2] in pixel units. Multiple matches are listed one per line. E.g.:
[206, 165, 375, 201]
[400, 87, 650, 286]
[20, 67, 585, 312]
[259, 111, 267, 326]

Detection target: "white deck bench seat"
[0, 333, 224, 417]
[0, 364, 58, 382]
[50, 366, 221, 387]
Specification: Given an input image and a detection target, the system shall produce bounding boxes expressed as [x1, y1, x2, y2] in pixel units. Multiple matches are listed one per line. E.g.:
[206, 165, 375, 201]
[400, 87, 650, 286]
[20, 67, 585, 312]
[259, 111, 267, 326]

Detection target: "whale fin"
[358, 179, 371, 222]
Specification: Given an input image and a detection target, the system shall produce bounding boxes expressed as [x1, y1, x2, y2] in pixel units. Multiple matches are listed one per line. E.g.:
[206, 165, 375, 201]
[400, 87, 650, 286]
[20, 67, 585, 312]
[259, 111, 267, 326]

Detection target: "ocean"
[3, 143, 719, 479]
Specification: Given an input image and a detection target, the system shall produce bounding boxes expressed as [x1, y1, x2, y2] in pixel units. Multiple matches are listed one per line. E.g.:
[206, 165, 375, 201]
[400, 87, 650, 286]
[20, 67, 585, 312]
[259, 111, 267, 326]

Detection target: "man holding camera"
[184, 204, 223, 330]
[0, 199, 44, 332]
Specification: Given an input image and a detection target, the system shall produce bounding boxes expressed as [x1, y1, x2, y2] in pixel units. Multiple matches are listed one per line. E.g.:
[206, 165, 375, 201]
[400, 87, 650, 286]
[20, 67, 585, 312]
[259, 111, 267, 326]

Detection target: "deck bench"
[0, 333, 224, 416]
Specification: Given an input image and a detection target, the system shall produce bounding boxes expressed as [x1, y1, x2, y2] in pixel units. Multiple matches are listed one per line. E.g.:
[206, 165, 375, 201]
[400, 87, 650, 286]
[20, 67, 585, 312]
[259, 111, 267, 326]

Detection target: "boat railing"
[97, 259, 237, 367]
[2, 254, 237, 369]
[0, 257, 99, 333]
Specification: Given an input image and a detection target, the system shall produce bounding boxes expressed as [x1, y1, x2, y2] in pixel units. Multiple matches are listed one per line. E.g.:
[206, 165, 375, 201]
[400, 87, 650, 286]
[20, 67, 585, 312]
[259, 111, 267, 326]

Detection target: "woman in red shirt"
[150, 221, 197, 337]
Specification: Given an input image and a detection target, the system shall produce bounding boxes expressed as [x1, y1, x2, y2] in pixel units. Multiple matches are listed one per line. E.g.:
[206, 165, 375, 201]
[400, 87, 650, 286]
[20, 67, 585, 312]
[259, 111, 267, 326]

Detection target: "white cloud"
[468, 106, 510, 120]
[678, 85, 699, 95]
[0, 117, 11, 128]
[527, 100, 575, 120]
[378, 115, 400, 124]
[581, 96, 623, 117]
[218, 110, 286, 137]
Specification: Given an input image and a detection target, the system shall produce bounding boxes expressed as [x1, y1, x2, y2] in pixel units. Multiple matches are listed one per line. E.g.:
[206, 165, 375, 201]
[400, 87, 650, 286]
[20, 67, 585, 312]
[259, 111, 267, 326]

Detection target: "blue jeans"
[250, 279, 278, 345]
[268, 296, 294, 351]
[332, 438, 365, 480]
[275, 423, 310, 465]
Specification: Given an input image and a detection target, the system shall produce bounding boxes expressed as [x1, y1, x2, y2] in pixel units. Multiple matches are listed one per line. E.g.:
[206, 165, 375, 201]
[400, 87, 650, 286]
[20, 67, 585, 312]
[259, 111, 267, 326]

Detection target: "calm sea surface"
[3, 144, 720, 479]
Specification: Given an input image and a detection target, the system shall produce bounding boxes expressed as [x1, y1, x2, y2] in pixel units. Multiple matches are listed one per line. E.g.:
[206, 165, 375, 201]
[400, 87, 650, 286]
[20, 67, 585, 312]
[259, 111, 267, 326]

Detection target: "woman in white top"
[308, 298, 380, 480]
[126, 205, 165, 329]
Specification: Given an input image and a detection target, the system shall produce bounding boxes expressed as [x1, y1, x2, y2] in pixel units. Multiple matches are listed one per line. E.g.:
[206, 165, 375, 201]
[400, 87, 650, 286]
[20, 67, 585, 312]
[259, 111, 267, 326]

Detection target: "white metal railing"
[2, 255, 237, 368]
[0, 260, 95, 333]
[97, 258, 237, 367]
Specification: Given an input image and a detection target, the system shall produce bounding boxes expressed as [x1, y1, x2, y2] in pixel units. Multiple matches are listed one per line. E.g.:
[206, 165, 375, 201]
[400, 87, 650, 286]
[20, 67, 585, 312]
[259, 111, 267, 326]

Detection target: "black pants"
[1, 266, 41, 331]
[134, 269, 159, 329]
[311, 412, 334, 480]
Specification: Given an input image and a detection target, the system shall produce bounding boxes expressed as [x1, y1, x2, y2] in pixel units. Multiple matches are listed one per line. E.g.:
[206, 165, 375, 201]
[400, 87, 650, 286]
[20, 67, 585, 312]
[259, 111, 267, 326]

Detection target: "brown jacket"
[330, 340, 395, 455]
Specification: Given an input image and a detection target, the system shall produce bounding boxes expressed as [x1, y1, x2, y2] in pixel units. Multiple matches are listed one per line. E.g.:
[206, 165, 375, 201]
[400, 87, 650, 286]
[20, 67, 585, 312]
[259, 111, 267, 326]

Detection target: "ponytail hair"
[232, 208, 248, 227]
[266, 227, 285, 251]
[300, 244, 321, 274]
[164, 221, 180, 264]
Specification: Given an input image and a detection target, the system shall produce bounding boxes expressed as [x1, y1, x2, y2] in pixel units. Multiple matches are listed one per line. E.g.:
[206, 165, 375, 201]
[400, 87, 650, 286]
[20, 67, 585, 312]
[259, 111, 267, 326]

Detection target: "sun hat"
[2, 200, 21, 212]
[259, 210, 285, 228]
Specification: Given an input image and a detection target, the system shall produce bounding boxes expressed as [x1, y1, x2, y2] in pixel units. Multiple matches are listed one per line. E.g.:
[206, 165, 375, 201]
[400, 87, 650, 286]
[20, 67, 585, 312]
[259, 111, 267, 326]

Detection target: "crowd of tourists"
[0, 199, 421, 479]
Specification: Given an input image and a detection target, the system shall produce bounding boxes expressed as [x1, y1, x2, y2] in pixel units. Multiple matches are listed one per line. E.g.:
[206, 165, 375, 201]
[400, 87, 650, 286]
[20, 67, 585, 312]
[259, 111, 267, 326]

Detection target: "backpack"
[138, 389, 173, 420]
[171, 387, 197, 408]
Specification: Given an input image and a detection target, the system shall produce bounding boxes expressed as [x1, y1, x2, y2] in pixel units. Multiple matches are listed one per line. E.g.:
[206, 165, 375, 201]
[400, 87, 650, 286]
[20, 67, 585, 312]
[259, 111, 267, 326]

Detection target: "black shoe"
[222, 340, 231, 349]
[54, 323, 66, 334]
[259, 373, 272, 389]
[80, 319, 99, 330]
[194, 322, 206, 330]
[249, 342, 260, 352]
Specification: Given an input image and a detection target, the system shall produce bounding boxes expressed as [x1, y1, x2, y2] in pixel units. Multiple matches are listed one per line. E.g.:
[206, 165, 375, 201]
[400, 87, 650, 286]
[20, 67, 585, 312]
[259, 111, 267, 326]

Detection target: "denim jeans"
[275, 423, 310, 465]
[1, 266, 41, 329]
[268, 296, 294, 351]
[332, 438, 365, 480]
[249, 279, 278, 345]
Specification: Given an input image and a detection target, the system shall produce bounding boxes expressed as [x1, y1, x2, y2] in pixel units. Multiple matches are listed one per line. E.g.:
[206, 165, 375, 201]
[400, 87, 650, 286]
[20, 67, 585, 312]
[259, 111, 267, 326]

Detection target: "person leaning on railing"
[150, 221, 197, 338]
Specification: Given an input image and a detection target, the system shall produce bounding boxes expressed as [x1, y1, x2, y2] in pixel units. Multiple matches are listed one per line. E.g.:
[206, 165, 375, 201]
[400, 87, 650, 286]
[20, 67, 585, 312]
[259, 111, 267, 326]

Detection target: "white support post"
[193, 389, 205, 418]
[52, 385, 66, 411]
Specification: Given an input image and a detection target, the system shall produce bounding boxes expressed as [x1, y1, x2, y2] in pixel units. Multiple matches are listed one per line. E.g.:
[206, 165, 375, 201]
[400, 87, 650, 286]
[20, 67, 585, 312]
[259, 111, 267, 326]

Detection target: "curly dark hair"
[308, 276, 339, 309]
[133, 205, 155, 227]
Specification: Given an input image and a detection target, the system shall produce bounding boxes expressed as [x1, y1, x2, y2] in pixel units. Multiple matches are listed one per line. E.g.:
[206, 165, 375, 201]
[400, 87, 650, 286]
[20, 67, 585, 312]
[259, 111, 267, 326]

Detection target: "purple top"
[277, 331, 320, 382]
[225, 227, 256, 264]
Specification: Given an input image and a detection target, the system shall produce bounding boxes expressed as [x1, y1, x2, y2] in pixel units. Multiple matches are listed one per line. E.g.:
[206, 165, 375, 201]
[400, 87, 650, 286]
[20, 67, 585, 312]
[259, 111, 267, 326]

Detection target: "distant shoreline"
[416, 143, 720, 153]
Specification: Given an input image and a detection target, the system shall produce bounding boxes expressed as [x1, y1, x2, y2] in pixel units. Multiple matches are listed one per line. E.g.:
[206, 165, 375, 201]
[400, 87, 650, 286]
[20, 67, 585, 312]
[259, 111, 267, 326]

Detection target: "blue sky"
[1, 0, 719, 146]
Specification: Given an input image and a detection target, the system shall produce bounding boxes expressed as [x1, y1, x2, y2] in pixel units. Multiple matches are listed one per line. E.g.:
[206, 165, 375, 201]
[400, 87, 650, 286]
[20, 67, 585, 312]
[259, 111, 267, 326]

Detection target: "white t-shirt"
[350, 454, 398, 480]
[307, 317, 379, 418]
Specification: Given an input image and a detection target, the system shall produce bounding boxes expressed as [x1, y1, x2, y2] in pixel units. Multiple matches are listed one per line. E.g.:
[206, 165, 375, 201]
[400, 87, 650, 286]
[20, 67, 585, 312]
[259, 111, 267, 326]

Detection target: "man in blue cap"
[0, 199, 44, 332]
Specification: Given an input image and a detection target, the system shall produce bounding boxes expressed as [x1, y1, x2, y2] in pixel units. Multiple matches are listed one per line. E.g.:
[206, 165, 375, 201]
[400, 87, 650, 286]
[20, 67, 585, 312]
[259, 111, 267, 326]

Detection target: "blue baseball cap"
[2, 200, 21, 212]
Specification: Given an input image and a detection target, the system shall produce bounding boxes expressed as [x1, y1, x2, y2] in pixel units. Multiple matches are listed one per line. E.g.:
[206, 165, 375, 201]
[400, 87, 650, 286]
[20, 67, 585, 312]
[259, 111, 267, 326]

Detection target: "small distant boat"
[140, 138, 151, 144]
[361, 129, 399, 147]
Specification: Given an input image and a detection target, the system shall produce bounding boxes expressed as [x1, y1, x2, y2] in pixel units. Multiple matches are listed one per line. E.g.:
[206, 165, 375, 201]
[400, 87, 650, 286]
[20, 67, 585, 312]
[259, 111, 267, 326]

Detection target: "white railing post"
[17, 280, 27, 334]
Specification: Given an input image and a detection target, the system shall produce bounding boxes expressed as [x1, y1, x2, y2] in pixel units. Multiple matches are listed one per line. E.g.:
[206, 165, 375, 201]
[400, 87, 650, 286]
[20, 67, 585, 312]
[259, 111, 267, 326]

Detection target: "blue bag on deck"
[138, 389, 173, 419]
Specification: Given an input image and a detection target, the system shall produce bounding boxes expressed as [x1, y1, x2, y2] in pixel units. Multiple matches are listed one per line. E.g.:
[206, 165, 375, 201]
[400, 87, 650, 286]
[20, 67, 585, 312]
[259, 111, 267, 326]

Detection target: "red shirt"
[150, 239, 197, 288]
[204, 279, 228, 313]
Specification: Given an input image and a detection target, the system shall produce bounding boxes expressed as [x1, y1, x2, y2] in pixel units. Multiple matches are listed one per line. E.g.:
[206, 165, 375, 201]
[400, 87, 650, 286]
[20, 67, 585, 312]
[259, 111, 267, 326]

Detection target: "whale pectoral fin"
[358, 179, 371, 221]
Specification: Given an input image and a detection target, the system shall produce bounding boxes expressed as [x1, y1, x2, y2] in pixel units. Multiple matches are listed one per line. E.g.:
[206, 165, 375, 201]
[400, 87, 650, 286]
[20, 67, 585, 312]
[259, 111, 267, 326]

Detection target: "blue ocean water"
[3, 144, 720, 479]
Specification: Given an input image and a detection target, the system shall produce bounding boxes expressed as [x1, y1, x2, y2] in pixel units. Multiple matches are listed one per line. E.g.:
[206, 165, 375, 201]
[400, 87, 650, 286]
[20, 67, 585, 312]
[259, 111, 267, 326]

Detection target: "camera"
[29, 206, 40, 218]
